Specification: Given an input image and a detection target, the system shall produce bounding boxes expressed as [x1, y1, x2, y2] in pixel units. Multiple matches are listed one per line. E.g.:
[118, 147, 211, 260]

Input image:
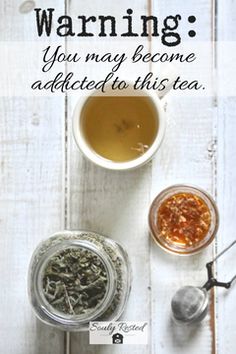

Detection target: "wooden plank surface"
[150, 1, 217, 354]
[1, 1, 236, 354]
[0, 1, 65, 353]
[217, 1, 236, 353]
[65, 1, 152, 353]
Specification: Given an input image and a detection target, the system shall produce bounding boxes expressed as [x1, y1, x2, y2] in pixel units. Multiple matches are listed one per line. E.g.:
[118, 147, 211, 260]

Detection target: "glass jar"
[28, 230, 131, 331]
[149, 185, 219, 255]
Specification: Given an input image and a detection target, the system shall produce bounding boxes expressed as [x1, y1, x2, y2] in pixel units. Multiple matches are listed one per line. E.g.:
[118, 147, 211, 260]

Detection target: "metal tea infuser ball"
[171, 240, 236, 324]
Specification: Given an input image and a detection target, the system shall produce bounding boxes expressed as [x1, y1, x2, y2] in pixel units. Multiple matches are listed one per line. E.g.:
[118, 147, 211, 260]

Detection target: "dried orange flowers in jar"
[149, 185, 219, 255]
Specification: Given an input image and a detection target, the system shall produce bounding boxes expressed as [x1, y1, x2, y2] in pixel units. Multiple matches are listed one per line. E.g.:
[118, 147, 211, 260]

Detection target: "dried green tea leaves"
[29, 231, 131, 330]
[42, 247, 108, 316]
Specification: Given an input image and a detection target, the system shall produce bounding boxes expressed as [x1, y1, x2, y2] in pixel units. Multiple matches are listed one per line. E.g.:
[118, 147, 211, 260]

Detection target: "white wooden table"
[0, 1, 236, 353]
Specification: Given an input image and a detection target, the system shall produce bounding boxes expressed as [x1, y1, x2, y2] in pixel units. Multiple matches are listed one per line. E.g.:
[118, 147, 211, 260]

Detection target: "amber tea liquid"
[80, 96, 158, 162]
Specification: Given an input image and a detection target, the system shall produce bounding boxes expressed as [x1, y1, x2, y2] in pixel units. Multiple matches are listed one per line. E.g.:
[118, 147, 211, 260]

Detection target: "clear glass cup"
[148, 185, 219, 255]
[28, 230, 131, 331]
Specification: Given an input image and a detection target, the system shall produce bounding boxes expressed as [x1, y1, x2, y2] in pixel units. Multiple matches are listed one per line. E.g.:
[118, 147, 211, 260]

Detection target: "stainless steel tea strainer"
[171, 240, 236, 324]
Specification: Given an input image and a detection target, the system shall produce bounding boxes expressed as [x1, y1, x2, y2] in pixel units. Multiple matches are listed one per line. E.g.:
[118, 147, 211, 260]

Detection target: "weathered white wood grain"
[217, 1, 236, 353]
[0, 1, 65, 353]
[150, 1, 217, 353]
[1, 2, 235, 354]
[65, 1, 152, 353]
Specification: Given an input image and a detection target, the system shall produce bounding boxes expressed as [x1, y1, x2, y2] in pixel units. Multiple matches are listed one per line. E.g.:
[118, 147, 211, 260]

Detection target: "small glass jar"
[149, 185, 219, 255]
[28, 230, 131, 331]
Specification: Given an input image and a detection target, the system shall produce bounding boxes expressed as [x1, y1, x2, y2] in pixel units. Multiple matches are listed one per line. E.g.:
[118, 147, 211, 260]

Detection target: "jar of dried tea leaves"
[28, 231, 131, 331]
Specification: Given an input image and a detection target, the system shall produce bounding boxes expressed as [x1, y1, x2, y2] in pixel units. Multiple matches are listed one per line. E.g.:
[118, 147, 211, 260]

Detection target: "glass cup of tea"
[72, 83, 167, 170]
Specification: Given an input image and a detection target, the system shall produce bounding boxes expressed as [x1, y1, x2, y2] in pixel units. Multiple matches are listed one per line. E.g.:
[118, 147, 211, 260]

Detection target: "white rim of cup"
[72, 85, 166, 171]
